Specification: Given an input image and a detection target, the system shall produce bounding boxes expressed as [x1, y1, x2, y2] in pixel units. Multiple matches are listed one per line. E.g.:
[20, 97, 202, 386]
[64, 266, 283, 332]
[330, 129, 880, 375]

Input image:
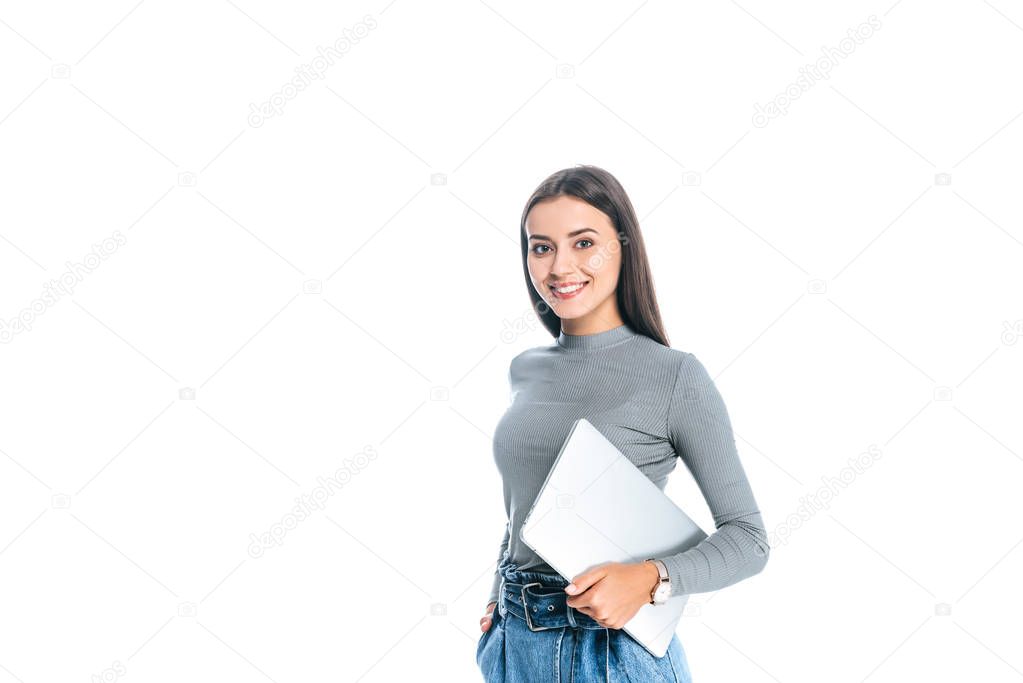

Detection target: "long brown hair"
[519, 165, 670, 347]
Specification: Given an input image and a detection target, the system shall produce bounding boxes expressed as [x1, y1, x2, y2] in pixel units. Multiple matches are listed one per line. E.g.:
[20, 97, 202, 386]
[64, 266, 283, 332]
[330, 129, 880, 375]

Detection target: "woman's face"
[525, 195, 624, 331]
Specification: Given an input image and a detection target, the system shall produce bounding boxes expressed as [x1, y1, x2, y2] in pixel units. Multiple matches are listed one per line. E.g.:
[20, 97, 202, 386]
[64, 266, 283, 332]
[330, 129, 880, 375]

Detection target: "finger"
[574, 605, 594, 618]
[566, 564, 609, 595]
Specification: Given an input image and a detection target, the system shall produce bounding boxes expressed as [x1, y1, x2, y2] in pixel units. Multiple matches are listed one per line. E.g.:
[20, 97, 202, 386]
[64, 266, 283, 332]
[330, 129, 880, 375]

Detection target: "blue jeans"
[477, 560, 693, 682]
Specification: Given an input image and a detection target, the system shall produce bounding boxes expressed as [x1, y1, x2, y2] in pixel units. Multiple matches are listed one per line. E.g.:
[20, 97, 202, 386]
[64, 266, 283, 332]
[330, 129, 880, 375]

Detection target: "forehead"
[526, 196, 614, 236]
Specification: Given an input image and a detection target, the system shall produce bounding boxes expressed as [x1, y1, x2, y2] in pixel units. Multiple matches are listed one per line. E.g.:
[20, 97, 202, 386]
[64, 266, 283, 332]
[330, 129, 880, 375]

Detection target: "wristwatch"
[645, 558, 671, 604]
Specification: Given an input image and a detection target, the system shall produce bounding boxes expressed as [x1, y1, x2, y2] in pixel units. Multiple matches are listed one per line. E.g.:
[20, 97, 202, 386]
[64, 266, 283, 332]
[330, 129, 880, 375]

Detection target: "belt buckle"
[520, 581, 560, 632]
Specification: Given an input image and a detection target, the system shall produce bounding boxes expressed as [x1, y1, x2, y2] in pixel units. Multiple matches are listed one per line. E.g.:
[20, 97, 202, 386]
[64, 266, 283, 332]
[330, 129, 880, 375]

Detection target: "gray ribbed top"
[487, 323, 769, 605]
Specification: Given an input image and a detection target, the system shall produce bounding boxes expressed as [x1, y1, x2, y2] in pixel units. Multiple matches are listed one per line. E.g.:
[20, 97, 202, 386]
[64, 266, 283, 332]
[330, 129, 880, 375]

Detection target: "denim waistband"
[498, 561, 605, 632]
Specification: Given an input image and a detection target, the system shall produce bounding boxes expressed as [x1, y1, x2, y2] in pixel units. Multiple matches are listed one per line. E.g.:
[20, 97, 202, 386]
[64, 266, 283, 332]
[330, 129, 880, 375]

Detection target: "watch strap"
[645, 558, 669, 603]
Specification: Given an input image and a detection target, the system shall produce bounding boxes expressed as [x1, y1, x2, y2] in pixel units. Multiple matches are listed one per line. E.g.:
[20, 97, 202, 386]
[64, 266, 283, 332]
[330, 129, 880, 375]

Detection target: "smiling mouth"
[549, 280, 589, 299]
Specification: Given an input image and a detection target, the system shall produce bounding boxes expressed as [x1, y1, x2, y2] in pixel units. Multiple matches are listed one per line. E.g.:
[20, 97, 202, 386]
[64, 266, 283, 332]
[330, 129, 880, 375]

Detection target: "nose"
[549, 248, 579, 279]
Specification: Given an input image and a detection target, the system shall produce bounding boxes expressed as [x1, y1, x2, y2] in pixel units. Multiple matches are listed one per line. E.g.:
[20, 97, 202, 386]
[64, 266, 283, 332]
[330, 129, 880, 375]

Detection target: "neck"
[559, 309, 625, 337]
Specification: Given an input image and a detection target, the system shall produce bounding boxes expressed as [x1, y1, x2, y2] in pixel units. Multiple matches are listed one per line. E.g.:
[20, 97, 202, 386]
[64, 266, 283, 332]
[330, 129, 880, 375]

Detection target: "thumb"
[565, 564, 608, 595]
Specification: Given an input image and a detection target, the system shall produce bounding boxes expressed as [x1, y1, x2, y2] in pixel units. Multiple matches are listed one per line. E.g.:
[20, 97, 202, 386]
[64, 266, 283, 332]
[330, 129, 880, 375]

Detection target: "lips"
[550, 280, 589, 300]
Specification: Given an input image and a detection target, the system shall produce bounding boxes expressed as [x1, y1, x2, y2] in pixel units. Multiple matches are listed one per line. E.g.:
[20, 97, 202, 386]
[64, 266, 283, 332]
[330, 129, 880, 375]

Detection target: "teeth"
[554, 282, 585, 293]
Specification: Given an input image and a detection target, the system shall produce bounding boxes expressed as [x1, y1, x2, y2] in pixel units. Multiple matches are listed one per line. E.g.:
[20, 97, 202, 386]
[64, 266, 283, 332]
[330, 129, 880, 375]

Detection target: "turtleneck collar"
[556, 322, 639, 351]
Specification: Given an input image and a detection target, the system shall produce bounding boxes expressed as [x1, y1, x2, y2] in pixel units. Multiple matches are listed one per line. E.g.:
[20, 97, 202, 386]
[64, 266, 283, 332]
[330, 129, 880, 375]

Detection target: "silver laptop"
[519, 418, 707, 658]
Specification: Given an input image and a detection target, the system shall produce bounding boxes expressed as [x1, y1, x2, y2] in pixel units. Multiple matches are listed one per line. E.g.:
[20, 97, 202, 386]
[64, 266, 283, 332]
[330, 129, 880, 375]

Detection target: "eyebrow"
[527, 227, 599, 241]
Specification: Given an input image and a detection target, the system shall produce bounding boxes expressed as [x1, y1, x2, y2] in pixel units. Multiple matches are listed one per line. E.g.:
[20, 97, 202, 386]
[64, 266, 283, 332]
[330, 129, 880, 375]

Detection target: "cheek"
[528, 262, 550, 290]
[588, 259, 619, 291]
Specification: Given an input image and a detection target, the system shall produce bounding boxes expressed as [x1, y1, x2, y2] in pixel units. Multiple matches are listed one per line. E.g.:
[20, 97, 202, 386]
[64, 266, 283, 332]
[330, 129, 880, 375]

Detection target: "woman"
[476, 165, 770, 682]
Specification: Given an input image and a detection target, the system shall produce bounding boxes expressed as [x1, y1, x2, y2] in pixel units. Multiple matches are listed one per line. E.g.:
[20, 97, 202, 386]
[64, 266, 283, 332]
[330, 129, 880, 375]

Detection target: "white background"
[1, 1, 1022, 681]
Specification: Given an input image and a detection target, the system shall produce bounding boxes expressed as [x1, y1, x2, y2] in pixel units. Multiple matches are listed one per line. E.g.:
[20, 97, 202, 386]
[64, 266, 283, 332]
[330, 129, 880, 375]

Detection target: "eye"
[531, 239, 593, 256]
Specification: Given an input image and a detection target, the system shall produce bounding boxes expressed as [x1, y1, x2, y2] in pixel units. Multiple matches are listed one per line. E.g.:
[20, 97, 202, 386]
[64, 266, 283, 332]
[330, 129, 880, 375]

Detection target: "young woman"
[475, 165, 770, 682]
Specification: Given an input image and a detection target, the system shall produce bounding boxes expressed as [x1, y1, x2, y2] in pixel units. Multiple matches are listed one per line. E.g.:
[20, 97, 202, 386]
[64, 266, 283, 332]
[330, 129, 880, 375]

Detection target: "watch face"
[654, 584, 671, 602]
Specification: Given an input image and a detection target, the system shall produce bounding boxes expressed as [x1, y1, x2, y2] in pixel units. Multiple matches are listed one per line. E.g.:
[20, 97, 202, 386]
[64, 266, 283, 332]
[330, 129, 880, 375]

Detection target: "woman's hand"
[564, 561, 659, 630]
[479, 601, 497, 633]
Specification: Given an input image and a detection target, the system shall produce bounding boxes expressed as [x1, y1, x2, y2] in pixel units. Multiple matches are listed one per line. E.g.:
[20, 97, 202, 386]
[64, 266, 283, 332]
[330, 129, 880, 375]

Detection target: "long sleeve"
[654, 352, 770, 598]
[486, 522, 510, 606]
[485, 359, 516, 606]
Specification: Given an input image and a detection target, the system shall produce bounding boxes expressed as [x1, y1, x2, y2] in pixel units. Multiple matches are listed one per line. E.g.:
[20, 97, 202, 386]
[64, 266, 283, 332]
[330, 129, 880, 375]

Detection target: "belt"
[501, 577, 607, 632]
